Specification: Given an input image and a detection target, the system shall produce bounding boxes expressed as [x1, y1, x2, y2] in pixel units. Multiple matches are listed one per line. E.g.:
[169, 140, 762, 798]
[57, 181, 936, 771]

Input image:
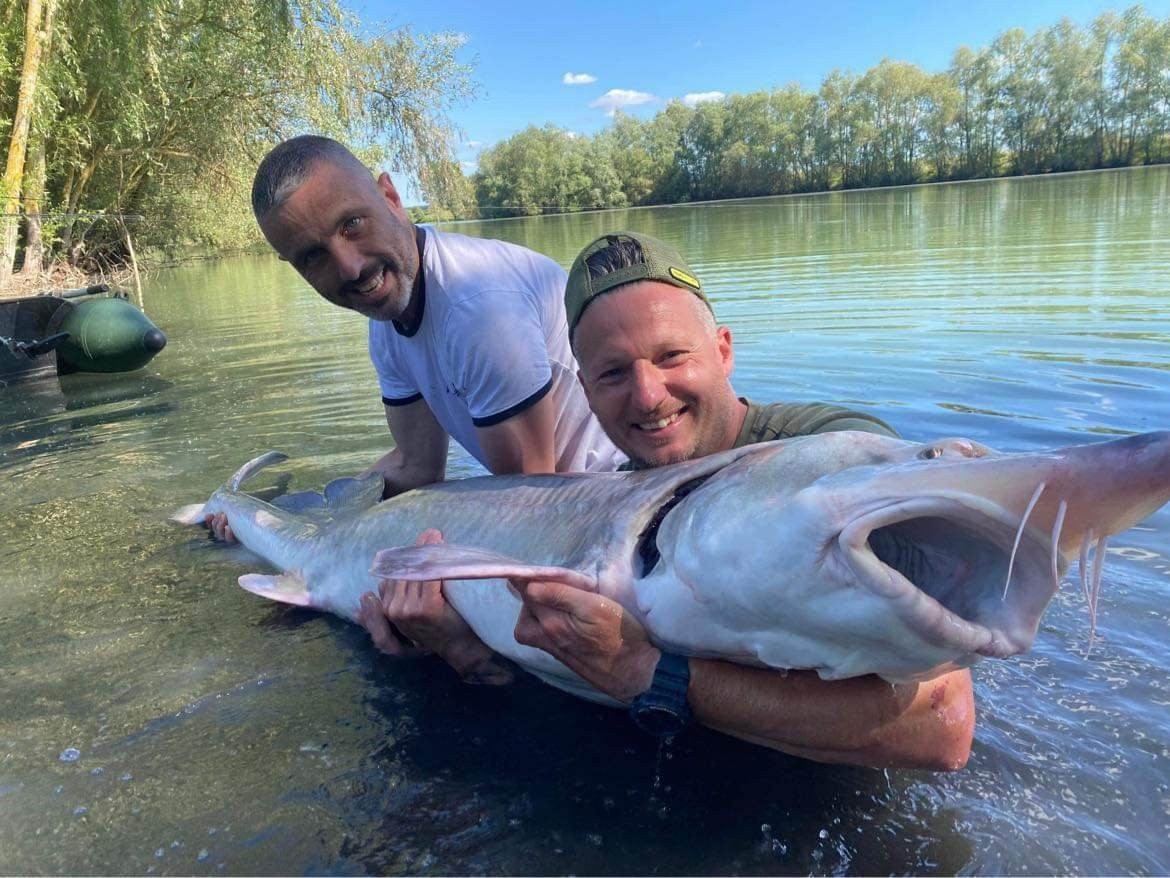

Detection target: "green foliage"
[473, 5, 1170, 213]
[474, 124, 626, 218]
[0, 0, 473, 272]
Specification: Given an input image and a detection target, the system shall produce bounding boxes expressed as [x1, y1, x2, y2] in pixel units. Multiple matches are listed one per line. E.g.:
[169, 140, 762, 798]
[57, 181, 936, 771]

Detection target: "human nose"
[332, 240, 365, 281]
[629, 360, 667, 412]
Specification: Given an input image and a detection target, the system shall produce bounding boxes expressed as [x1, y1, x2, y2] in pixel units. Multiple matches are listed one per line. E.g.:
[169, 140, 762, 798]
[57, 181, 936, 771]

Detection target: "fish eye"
[918, 446, 944, 460]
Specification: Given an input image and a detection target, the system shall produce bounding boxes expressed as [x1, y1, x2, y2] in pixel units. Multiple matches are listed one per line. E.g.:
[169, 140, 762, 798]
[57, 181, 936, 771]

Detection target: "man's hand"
[357, 529, 512, 685]
[204, 512, 235, 543]
[513, 580, 660, 703]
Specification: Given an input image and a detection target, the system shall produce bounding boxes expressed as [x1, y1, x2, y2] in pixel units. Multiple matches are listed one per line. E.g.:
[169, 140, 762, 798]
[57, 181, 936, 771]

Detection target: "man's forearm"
[687, 661, 974, 770]
[366, 448, 445, 498]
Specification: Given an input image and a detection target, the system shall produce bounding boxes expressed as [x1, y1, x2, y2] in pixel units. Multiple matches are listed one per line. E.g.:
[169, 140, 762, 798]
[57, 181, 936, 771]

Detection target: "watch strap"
[629, 651, 692, 737]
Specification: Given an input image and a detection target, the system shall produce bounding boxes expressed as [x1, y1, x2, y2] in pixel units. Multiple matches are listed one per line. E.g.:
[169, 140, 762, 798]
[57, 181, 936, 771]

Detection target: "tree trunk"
[0, 0, 55, 289]
[17, 135, 46, 275]
[60, 153, 97, 259]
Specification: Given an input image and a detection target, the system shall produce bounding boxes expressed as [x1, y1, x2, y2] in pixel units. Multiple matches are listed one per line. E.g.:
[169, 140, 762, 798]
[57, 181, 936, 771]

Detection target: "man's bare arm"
[688, 661, 974, 770]
[366, 399, 449, 498]
[474, 390, 558, 476]
[513, 580, 974, 770]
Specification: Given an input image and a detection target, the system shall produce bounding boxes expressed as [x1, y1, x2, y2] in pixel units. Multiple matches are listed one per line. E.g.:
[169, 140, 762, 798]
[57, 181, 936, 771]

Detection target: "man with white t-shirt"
[245, 135, 620, 494]
[207, 135, 620, 679]
[365, 227, 618, 475]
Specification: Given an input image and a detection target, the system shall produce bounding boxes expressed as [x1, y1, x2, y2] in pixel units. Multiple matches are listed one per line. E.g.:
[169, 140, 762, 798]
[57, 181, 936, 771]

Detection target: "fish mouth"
[839, 496, 1064, 659]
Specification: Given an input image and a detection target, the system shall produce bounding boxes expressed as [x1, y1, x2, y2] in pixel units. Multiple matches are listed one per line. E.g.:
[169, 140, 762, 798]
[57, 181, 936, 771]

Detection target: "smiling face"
[574, 281, 747, 468]
[257, 160, 420, 322]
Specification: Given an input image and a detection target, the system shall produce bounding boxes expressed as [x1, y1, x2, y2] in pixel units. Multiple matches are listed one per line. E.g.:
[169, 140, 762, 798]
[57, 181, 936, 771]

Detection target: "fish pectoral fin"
[371, 544, 597, 592]
[238, 572, 313, 607]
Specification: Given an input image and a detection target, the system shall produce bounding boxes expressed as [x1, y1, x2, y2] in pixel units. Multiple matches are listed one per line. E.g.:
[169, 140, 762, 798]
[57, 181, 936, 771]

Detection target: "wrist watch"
[629, 651, 692, 737]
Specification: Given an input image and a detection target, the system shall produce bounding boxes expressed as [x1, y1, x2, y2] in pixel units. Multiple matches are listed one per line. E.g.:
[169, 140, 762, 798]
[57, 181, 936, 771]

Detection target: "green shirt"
[734, 398, 898, 446]
[618, 398, 897, 471]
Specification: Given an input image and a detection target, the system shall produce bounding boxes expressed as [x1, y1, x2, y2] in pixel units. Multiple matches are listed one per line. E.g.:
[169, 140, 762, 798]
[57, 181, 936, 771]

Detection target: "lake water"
[2, 166, 1168, 875]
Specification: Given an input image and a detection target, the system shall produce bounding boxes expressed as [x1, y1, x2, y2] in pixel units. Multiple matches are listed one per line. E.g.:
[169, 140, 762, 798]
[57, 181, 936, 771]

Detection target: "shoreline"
[441, 162, 1169, 226]
[0, 264, 133, 301]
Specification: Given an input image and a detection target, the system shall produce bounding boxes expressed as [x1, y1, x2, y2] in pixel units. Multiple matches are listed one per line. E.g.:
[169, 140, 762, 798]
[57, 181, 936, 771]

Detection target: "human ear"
[717, 325, 734, 377]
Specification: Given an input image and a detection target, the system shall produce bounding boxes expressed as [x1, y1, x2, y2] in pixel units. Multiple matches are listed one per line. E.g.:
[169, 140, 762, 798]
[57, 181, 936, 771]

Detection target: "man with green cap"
[560, 231, 896, 469]
[370, 231, 975, 769]
[504, 231, 975, 768]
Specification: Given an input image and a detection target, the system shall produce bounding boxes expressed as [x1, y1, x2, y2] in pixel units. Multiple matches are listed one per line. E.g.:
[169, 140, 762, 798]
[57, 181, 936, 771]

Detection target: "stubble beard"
[631, 402, 733, 470]
[361, 261, 415, 322]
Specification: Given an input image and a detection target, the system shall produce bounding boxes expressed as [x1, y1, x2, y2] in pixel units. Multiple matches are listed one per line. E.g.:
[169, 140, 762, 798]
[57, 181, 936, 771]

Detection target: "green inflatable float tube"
[0, 285, 167, 385]
[55, 294, 168, 373]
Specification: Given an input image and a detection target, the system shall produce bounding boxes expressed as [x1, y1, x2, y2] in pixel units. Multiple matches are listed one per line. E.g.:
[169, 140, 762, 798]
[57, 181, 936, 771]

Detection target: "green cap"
[565, 231, 710, 335]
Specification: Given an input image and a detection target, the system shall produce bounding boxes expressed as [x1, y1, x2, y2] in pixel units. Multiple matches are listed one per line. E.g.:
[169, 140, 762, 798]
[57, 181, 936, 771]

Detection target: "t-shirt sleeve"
[368, 322, 421, 406]
[445, 291, 554, 427]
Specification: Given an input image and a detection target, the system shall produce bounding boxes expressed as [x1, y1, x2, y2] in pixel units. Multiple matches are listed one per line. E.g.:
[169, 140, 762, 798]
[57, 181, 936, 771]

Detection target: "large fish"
[177, 430, 1170, 704]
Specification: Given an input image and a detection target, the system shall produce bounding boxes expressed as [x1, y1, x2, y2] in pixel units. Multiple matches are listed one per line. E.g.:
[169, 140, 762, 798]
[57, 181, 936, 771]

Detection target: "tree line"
[3, 2, 1167, 275]
[469, 6, 1170, 218]
[0, 0, 473, 288]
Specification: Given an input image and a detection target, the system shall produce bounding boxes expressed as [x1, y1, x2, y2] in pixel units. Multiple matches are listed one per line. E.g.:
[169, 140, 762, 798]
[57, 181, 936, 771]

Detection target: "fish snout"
[1046, 431, 1170, 555]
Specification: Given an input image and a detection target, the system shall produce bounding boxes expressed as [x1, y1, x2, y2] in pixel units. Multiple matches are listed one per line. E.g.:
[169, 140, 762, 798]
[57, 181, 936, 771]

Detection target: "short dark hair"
[584, 235, 647, 280]
[251, 135, 368, 218]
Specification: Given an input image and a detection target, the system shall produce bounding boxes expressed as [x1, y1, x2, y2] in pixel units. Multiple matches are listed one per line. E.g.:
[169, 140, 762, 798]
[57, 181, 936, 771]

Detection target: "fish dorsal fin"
[323, 472, 385, 512]
[267, 473, 384, 517]
[270, 490, 327, 512]
[371, 544, 598, 592]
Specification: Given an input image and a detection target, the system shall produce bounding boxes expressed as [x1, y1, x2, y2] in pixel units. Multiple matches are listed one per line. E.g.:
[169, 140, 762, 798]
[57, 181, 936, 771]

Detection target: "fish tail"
[171, 503, 208, 525]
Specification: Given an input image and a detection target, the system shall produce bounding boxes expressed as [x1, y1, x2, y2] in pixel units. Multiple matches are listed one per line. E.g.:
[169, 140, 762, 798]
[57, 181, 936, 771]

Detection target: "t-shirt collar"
[392, 225, 428, 338]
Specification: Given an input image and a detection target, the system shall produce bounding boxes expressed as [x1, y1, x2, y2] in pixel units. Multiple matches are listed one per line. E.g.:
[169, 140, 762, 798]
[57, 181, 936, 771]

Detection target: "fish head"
[655, 430, 1170, 678]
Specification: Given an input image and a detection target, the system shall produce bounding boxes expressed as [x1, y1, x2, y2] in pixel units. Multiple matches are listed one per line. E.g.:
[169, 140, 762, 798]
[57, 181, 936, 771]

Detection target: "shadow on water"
[0, 372, 175, 463]
[320, 643, 975, 876]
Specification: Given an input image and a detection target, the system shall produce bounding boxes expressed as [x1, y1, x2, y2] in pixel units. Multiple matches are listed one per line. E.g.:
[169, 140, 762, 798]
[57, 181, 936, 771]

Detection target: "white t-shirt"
[368, 228, 623, 473]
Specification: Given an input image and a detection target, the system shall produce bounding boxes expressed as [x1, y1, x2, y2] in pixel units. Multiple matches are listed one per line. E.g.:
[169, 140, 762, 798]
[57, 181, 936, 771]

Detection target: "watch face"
[633, 704, 685, 738]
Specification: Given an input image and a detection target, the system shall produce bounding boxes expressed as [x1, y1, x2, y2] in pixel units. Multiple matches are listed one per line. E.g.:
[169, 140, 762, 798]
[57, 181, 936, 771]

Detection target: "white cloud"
[682, 91, 725, 107]
[562, 72, 597, 85]
[466, 140, 482, 149]
[589, 88, 655, 116]
[459, 160, 478, 171]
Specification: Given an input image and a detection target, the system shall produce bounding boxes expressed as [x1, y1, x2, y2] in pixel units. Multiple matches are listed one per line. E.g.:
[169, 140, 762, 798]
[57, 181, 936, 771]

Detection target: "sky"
[352, 0, 1170, 204]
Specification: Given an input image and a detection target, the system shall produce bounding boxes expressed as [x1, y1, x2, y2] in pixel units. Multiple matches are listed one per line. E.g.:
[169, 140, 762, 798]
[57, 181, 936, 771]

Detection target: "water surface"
[2, 167, 1169, 874]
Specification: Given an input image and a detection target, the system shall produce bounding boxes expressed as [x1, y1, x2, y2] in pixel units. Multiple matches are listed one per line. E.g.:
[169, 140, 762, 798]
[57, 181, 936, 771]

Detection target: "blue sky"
[352, 0, 1170, 204]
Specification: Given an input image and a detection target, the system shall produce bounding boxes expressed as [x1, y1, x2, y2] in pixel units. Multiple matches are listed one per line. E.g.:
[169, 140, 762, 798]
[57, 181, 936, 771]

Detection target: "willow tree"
[0, 0, 55, 288]
[0, 0, 473, 283]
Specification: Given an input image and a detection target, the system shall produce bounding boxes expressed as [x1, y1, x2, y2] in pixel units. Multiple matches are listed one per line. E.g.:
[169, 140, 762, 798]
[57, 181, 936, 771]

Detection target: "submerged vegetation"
[0, 0, 472, 290]
[471, 7, 1170, 217]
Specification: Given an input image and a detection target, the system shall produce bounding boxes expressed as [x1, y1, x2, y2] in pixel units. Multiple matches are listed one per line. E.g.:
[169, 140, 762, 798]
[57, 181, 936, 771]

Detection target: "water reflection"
[1, 167, 1168, 874]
